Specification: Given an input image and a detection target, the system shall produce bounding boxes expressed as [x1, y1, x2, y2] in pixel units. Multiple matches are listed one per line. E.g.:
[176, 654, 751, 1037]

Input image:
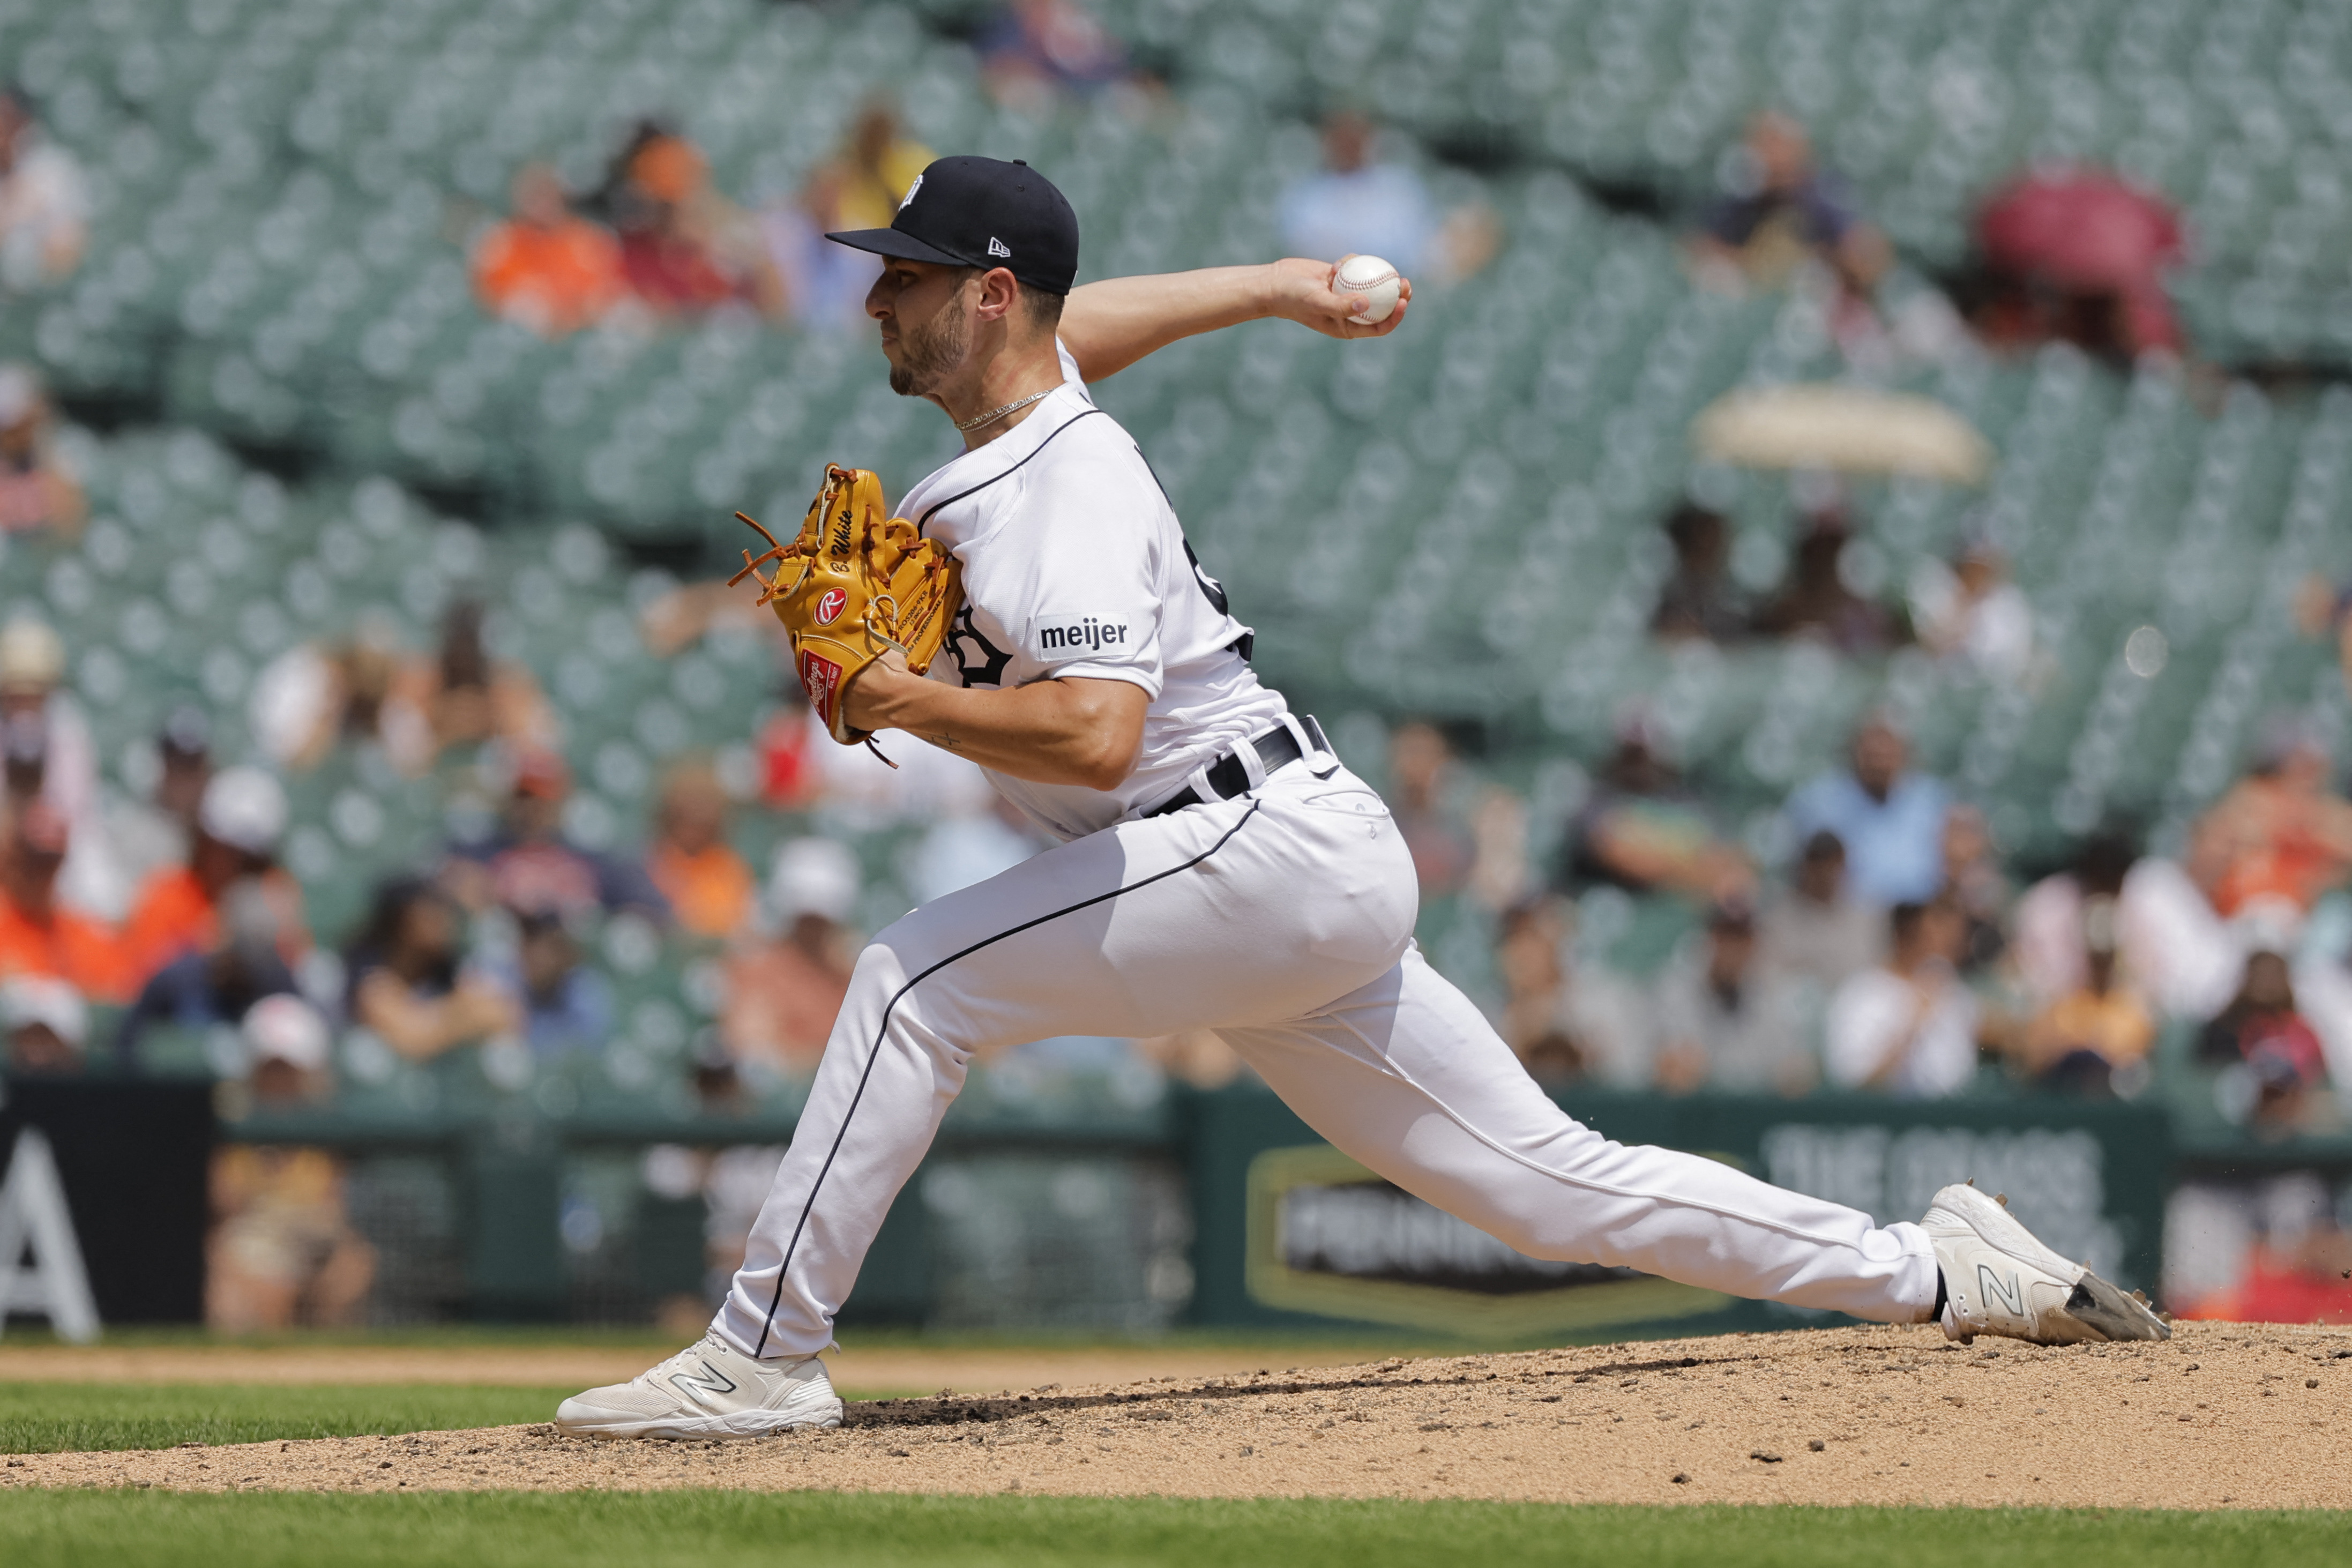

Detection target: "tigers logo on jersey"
[947, 605, 1012, 688]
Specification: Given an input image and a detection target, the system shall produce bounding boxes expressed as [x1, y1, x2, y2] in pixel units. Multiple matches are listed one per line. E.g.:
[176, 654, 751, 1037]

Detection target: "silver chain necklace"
[954, 386, 1054, 434]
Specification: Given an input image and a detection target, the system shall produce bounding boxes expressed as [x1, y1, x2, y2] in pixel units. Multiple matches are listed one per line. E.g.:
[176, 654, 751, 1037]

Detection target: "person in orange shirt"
[645, 762, 755, 940]
[472, 163, 625, 338]
[2193, 733, 2352, 919]
[721, 838, 858, 1076]
[122, 766, 303, 982]
[2016, 911, 2156, 1095]
[0, 801, 133, 1002]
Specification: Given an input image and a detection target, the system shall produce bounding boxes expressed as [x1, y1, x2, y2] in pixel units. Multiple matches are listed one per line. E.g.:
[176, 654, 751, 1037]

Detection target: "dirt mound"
[0, 1342, 1326, 1397]
[7, 1323, 2349, 1509]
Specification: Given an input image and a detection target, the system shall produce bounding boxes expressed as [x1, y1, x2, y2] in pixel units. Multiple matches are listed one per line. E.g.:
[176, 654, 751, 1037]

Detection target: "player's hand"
[841, 646, 915, 734]
[1264, 256, 1412, 340]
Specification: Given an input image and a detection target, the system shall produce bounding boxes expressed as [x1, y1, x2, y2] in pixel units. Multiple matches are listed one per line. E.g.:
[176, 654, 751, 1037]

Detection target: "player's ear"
[973, 266, 1019, 325]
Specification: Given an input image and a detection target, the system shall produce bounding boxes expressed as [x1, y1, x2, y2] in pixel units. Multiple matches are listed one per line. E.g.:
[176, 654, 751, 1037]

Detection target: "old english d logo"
[815, 587, 847, 626]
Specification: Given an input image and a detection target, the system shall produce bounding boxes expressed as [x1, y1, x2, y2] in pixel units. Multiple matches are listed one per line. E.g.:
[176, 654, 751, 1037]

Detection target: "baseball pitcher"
[557, 157, 2162, 1440]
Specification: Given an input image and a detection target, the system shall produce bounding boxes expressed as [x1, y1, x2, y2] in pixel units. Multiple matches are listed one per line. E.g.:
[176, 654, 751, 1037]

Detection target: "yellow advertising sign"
[1243, 1144, 1730, 1336]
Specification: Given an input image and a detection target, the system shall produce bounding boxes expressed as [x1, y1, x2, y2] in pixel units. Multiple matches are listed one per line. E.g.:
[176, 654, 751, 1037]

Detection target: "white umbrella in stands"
[1691, 384, 1993, 486]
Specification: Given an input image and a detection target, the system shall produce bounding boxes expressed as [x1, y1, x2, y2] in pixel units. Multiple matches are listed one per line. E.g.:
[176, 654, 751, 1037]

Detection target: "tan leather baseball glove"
[730, 465, 962, 751]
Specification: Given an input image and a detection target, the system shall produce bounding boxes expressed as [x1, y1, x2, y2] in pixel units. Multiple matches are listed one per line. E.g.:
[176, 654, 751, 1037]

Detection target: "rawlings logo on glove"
[729, 465, 963, 761]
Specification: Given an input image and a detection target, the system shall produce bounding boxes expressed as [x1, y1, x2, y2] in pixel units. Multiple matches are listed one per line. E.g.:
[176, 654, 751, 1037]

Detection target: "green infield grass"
[1, 1491, 2347, 1568]
[0, 1383, 570, 1455]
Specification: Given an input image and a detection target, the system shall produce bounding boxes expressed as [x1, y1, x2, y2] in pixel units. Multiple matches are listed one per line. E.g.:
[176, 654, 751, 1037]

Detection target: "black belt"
[1145, 715, 1333, 818]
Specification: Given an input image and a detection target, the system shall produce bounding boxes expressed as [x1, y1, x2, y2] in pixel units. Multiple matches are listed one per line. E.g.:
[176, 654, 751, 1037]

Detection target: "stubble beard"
[887, 301, 970, 399]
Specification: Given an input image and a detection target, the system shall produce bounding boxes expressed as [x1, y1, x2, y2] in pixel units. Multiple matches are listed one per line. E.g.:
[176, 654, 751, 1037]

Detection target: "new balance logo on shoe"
[669, 1360, 738, 1407]
[1978, 1263, 2026, 1319]
[988, 236, 1012, 258]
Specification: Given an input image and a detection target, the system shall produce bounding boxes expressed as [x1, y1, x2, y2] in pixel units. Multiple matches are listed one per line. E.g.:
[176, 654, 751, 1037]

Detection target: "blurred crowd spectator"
[1908, 539, 2036, 683]
[0, 363, 85, 536]
[722, 837, 859, 1076]
[2016, 902, 2154, 1096]
[1494, 897, 1645, 1088]
[1653, 496, 1926, 659]
[344, 877, 519, 1063]
[2190, 725, 2352, 923]
[1649, 503, 1749, 644]
[1684, 111, 1966, 371]
[1969, 168, 2186, 362]
[646, 763, 756, 940]
[1750, 509, 1898, 654]
[471, 163, 626, 338]
[444, 746, 667, 922]
[761, 103, 934, 333]
[606, 123, 780, 319]
[117, 879, 300, 1067]
[0, 90, 87, 290]
[252, 601, 558, 779]
[494, 908, 615, 1061]
[1824, 898, 1978, 1098]
[979, 0, 1138, 113]
[1759, 830, 1882, 989]
[3, 973, 86, 1073]
[1691, 113, 1886, 301]
[1651, 899, 1815, 1096]
[0, 801, 133, 1003]
[121, 765, 302, 979]
[2198, 950, 2332, 1130]
[1485, 686, 2352, 1115]
[1564, 713, 1749, 902]
[207, 996, 374, 1331]
[1279, 111, 1498, 287]
[1784, 715, 1948, 908]
[466, 121, 800, 334]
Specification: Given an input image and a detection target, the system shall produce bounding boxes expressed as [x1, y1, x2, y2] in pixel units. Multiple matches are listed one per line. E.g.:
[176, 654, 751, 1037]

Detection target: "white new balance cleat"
[554, 1331, 844, 1440]
[1921, 1182, 2168, 1346]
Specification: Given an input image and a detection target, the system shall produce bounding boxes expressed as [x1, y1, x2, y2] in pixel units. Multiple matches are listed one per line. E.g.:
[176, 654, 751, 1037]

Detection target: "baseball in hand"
[1334, 254, 1402, 325]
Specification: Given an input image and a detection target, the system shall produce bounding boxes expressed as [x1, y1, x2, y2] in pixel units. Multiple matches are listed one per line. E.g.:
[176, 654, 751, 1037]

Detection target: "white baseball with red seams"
[703, 341, 1946, 1367]
[1334, 253, 1402, 325]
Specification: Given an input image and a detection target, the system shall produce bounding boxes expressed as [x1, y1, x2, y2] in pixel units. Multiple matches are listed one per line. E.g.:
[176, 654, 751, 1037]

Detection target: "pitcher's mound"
[8, 1323, 2348, 1509]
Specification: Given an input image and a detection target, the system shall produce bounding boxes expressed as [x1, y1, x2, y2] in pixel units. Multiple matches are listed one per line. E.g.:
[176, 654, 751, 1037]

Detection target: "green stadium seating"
[6, 0, 2352, 1098]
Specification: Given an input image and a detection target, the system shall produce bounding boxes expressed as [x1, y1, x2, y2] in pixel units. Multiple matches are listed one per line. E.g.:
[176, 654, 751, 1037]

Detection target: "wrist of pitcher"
[841, 648, 918, 734]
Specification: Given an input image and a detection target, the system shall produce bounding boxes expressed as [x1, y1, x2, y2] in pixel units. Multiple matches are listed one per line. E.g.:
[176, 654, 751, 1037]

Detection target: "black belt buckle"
[1147, 715, 1327, 818]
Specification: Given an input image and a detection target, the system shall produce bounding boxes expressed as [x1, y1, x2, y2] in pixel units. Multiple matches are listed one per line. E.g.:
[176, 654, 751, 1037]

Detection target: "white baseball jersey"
[894, 342, 1287, 841]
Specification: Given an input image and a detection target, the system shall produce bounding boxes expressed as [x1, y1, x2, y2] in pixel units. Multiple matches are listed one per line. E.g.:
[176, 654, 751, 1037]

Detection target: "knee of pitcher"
[834, 938, 968, 1066]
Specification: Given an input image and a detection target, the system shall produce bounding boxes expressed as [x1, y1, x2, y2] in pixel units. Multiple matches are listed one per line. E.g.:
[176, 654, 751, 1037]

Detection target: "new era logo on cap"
[824, 156, 1078, 295]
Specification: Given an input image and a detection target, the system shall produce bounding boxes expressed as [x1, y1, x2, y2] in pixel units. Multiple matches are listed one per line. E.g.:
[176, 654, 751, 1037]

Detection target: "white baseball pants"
[715, 764, 1939, 1358]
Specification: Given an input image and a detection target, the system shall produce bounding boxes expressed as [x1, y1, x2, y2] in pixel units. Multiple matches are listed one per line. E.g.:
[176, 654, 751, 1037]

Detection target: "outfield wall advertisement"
[1188, 1088, 2170, 1340]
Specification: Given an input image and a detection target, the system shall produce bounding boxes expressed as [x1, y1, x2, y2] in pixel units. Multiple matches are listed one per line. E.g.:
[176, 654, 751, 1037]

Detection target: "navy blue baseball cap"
[826, 155, 1079, 296]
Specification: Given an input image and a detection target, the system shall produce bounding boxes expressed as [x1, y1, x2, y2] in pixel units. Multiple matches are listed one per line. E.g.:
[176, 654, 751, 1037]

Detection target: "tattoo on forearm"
[927, 730, 961, 751]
